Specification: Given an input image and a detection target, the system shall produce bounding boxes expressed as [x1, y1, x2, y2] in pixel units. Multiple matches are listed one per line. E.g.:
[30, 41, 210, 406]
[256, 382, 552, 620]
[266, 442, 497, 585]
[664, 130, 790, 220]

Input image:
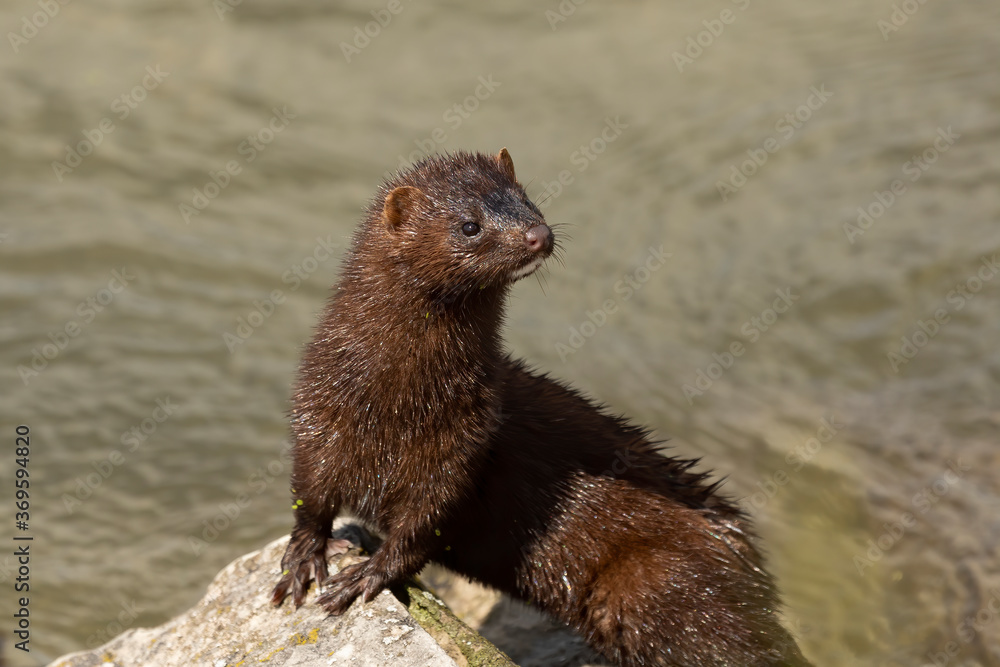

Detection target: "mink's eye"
[461, 221, 481, 237]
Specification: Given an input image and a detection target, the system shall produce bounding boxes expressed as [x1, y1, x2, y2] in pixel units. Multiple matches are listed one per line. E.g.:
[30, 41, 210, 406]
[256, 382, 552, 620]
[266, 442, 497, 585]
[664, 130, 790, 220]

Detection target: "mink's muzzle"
[524, 224, 554, 255]
[507, 223, 553, 282]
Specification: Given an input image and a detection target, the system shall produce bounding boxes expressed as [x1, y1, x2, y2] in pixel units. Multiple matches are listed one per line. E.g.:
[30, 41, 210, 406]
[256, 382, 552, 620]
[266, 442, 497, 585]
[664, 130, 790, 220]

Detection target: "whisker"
[534, 271, 549, 296]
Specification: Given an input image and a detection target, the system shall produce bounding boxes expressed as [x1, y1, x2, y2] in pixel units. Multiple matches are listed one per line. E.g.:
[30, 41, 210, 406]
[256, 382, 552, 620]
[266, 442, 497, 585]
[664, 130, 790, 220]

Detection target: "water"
[1, 1, 998, 664]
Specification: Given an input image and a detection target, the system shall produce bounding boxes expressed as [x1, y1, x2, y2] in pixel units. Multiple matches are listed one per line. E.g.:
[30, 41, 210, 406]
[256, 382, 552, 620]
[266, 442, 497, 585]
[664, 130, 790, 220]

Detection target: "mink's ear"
[496, 148, 517, 183]
[383, 186, 430, 232]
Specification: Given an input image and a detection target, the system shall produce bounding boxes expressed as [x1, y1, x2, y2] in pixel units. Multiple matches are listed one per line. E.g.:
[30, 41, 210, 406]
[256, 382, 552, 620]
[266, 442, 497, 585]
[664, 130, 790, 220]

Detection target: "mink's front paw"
[315, 560, 389, 615]
[271, 536, 355, 608]
[271, 547, 327, 609]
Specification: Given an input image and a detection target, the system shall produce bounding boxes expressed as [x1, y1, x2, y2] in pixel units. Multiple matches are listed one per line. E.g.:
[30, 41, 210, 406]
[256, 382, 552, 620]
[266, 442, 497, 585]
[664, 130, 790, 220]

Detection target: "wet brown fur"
[272, 150, 812, 666]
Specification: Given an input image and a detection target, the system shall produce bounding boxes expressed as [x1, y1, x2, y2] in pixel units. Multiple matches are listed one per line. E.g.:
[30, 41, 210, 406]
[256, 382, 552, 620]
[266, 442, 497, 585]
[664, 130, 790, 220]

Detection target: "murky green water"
[2, 1, 998, 665]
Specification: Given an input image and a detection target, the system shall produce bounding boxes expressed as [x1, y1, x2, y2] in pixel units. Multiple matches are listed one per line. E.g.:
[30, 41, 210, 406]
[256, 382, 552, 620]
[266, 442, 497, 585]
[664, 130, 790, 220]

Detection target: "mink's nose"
[524, 224, 553, 254]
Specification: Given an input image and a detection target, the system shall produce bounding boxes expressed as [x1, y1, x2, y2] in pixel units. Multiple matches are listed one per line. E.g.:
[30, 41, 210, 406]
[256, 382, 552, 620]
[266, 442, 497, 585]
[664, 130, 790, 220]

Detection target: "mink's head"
[358, 149, 555, 297]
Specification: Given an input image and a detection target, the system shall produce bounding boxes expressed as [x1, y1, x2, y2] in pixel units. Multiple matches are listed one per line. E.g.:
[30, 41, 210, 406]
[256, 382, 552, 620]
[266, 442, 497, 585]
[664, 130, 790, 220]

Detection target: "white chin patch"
[510, 256, 545, 281]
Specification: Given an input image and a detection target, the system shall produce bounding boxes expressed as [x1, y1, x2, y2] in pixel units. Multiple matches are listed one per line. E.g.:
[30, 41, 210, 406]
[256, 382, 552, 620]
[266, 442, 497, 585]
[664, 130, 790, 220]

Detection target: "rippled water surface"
[2, 1, 999, 665]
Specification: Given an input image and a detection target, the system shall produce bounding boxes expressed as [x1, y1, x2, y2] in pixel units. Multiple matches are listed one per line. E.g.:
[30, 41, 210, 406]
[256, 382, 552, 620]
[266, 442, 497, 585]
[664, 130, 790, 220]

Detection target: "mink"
[271, 149, 812, 667]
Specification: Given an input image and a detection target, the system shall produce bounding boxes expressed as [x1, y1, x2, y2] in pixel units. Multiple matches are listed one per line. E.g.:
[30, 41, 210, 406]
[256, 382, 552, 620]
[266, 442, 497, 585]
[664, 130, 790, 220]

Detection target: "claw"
[271, 535, 332, 608]
[315, 560, 379, 615]
[270, 575, 293, 607]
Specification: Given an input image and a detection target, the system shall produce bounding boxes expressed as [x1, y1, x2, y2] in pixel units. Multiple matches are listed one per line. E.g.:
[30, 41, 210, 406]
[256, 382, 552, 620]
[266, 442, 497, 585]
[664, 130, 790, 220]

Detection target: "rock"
[421, 568, 607, 667]
[477, 599, 607, 667]
[47, 521, 516, 667]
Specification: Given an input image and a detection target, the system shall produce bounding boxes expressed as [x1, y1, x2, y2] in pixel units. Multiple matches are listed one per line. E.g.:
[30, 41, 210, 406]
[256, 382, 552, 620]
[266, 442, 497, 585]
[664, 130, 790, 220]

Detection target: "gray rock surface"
[46, 525, 469, 667]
